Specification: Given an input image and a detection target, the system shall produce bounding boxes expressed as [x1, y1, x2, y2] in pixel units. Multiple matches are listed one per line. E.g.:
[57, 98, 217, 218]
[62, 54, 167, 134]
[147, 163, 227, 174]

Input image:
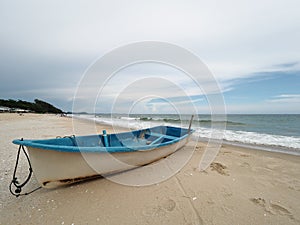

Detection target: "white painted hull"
[27, 138, 189, 188]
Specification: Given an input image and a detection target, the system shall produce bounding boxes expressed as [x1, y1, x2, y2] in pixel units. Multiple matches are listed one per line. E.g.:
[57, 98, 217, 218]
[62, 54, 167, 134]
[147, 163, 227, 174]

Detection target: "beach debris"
[192, 197, 197, 201]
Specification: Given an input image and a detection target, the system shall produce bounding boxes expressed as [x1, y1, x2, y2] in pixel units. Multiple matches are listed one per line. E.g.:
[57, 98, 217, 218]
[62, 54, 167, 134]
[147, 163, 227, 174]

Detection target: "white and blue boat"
[12, 125, 194, 189]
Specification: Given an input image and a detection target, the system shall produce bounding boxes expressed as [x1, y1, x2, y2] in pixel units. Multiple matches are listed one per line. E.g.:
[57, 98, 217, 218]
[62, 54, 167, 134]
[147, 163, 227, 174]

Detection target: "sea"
[70, 114, 300, 155]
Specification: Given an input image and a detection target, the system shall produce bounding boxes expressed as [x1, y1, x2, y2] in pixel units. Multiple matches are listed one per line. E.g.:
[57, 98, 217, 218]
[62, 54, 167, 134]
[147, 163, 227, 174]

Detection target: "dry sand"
[0, 113, 299, 225]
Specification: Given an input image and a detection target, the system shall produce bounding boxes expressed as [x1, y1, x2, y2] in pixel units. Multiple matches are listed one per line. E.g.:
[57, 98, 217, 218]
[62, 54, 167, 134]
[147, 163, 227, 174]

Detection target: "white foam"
[194, 128, 300, 150]
[70, 114, 300, 152]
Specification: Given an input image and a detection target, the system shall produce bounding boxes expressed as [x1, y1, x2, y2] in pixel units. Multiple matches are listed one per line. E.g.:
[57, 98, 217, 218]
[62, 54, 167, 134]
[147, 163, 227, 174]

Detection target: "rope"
[9, 139, 42, 197]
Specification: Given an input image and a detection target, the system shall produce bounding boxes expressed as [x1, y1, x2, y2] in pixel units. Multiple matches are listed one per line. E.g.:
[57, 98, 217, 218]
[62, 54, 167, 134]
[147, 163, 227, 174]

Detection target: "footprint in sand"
[250, 197, 266, 207]
[240, 154, 250, 157]
[223, 151, 232, 154]
[250, 197, 273, 216]
[210, 162, 229, 176]
[142, 204, 166, 217]
[250, 198, 295, 220]
[161, 198, 176, 212]
[142, 198, 176, 216]
[270, 202, 294, 220]
[287, 179, 300, 191]
[239, 162, 250, 168]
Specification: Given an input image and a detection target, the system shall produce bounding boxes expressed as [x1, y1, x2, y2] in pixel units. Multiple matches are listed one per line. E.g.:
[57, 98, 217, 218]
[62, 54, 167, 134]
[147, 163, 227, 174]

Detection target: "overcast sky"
[0, 0, 299, 113]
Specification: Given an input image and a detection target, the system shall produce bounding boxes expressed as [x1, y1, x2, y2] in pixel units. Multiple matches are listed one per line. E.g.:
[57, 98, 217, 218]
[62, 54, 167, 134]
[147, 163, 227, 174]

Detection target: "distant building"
[0, 107, 30, 113]
[0, 106, 10, 112]
[12, 108, 31, 113]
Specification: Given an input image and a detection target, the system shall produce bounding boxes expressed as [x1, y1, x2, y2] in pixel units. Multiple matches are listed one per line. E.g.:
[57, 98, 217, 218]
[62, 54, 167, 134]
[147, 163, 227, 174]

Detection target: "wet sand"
[0, 113, 299, 225]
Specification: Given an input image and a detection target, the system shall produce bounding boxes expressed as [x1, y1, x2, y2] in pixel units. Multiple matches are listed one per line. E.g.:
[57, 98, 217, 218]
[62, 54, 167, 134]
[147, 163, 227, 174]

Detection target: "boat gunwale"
[12, 126, 194, 153]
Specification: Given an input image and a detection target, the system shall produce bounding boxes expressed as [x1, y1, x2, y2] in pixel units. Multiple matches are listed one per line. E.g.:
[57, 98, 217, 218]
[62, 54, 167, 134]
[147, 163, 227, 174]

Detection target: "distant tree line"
[0, 99, 63, 114]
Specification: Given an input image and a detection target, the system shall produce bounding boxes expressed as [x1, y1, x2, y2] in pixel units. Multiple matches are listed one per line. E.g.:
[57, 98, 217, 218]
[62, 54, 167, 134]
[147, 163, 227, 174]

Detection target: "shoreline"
[1, 113, 300, 225]
[70, 113, 300, 156]
[221, 139, 300, 156]
[201, 137, 300, 156]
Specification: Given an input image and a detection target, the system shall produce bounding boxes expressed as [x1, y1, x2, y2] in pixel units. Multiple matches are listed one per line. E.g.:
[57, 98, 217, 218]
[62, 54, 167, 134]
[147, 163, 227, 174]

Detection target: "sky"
[0, 0, 299, 114]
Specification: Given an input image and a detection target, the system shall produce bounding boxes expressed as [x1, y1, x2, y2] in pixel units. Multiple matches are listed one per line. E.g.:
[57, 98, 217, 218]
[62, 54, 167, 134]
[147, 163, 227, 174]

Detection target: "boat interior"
[32, 126, 190, 148]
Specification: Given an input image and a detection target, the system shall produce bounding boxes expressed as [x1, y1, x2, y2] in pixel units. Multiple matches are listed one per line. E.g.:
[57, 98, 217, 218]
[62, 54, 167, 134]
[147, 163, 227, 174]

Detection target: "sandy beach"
[0, 113, 299, 225]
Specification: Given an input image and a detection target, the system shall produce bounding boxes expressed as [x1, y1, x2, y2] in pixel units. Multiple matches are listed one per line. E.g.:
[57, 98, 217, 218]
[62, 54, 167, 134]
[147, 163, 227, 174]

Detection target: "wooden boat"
[11, 125, 194, 190]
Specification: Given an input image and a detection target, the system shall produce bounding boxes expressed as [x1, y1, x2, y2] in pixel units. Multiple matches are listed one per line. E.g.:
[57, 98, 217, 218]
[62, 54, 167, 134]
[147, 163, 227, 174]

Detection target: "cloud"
[268, 94, 300, 103]
[0, 0, 299, 113]
[274, 62, 299, 68]
[1, 1, 299, 78]
[147, 95, 204, 105]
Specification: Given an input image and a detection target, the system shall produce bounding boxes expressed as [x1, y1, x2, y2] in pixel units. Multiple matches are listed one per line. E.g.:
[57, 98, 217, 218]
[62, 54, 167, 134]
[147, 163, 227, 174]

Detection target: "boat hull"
[27, 138, 188, 188]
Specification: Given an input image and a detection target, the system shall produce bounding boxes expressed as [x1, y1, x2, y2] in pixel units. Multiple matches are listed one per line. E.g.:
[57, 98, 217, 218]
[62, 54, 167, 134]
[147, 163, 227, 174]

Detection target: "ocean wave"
[138, 117, 245, 126]
[198, 120, 245, 126]
[70, 114, 300, 152]
[139, 117, 180, 122]
[194, 128, 300, 150]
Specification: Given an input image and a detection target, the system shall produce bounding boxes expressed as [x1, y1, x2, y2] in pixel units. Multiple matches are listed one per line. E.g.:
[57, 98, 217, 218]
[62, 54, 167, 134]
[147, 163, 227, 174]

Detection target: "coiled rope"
[9, 139, 41, 197]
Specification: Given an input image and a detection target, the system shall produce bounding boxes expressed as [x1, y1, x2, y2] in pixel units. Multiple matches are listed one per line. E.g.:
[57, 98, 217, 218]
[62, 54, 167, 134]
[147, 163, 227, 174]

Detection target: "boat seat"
[120, 138, 148, 147]
[149, 133, 177, 140]
[149, 135, 165, 145]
